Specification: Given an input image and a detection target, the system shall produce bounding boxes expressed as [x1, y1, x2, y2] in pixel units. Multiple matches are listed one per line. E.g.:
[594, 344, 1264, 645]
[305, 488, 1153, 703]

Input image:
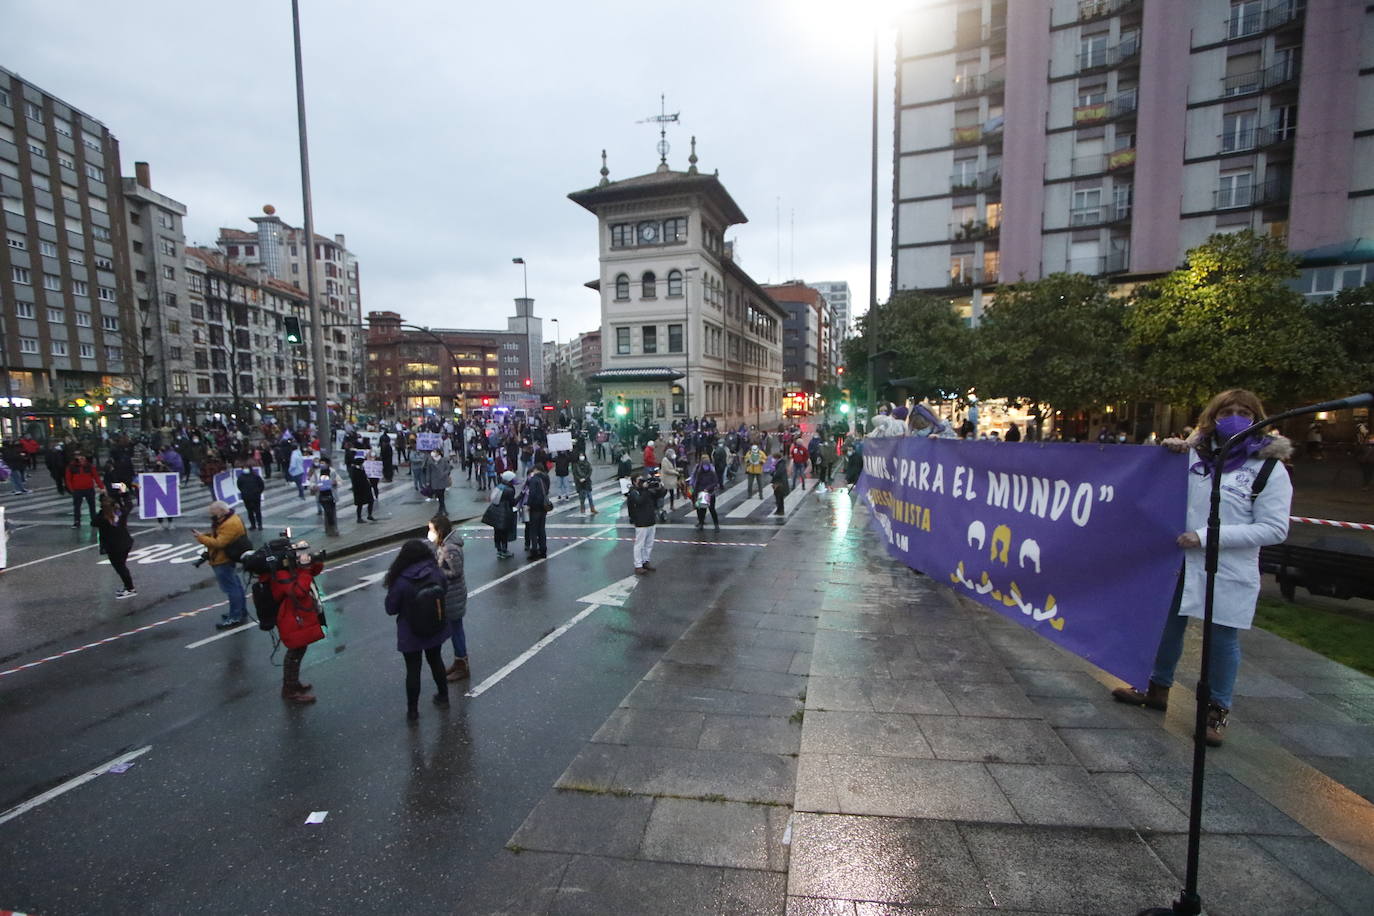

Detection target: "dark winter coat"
[348, 464, 373, 504]
[626, 486, 658, 528]
[93, 506, 133, 561]
[236, 469, 265, 503]
[435, 529, 467, 618]
[527, 472, 550, 513]
[384, 559, 452, 653]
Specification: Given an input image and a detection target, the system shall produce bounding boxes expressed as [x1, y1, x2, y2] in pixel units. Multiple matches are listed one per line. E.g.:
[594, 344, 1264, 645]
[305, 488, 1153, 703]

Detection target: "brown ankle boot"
[1111, 680, 1169, 711]
[446, 656, 470, 682]
[282, 683, 317, 704]
[1205, 703, 1229, 747]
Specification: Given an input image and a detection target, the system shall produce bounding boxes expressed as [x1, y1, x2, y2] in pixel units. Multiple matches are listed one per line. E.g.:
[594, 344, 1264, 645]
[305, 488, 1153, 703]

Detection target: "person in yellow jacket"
[744, 445, 766, 500]
[193, 500, 251, 630]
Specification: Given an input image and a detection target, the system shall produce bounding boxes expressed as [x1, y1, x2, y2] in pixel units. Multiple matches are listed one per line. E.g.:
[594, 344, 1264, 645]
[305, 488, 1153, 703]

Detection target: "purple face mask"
[1214, 414, 1253, 439]
[1193, 412, 1265, 476]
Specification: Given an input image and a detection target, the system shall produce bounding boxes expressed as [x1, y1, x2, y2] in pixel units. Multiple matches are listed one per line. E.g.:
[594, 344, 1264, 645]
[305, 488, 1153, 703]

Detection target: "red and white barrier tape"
[545, 535, 767, 548]
[1290, 516, 1374, 532]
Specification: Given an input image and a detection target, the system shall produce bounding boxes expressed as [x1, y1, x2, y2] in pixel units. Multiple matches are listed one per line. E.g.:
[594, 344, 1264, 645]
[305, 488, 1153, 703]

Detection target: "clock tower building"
[569, 141, 785, 431]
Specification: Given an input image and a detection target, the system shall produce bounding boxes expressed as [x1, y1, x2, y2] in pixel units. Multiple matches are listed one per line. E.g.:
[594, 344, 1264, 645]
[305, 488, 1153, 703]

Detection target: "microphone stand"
[1138, 404, 1311, 916]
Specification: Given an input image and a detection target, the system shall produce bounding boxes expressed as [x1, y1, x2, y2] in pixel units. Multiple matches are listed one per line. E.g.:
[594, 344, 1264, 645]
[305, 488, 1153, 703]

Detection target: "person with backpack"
[1111, 388, 1293, 747]
[194, 501, 252, 630]
[428, 515, 470, 682]
[384, 539, 452, 722]
[94, 487, 136, 599]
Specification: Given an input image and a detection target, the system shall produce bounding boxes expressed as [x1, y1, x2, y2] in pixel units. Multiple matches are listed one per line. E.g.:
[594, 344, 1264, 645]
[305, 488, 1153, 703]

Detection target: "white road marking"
[465, 525, 617, 600]
[0, 745, 152, 827]
[2, 541, 103, 572]
[465, 604, 603, 699]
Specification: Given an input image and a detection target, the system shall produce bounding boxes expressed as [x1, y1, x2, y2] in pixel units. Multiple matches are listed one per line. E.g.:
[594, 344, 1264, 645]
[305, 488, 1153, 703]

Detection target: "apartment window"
[1077, 87, 1106, 108]
[85, 163, 104, 183]
[160, 239, 176, 257]
[615, 326, 631, 354]
[95, 255, 112, 270]
[105, 345, 122, 361]
[11, 266, 31, 284]
[0, 88, 9, 107]
[39, 240, 58, 257]
[668, 324, 683, 353]
[1221, 110, 1258, 152]
[74, 311, 91, 327]
[614, 273, 630, 300]
[98, 286, 115, 301]
[1079, 34, 1108, 69]
[19, 337, 38, 354]
[53, 117, 72, 138]
[1224, 53, 1262, 96]
[101, 315, 119, 331]
[1, 197, 22, 217]
[1071, 187, 1103, 224]
[28, 140, 47, 159]
[78, 343, 95, 359]
[42, 273, 62, 291]
[1228, 0, 1263, 38]
[665, 269, 684, 298]
[47, 307, 64, 323]
[82, 131, 101, 152]
[6, 233, 25, 251]
[92, 226, 110, 241]
[161, 265, 175, 281]
[72, 279, 88, 296]
[51, 340, 67, 357]
[641, 271, 657, 298]
[1217, 171, 1254, 208]
[58, 154, 75, 171]
[158, 211, 175, 229]
[167, 319, 181, 334]
[15, 302, 34, 319]
[643, 325, 658, 354]
[662, 217, 687, 242]
[169, 346, 183, 360]
[25, 101, 43, 123]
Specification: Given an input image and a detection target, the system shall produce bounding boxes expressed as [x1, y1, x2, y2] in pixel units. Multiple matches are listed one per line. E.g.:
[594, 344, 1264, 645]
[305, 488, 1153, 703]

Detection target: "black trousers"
[403, 646, 447, 709]
[320, 494, 337, 532]
[71, 488, 96, 524]
[526, 510, 547, 555]
[695, 501, 719, 527]
[774, 487, 786, 515]
[108, 554, 134, 590]
[243, 497, 263, 530]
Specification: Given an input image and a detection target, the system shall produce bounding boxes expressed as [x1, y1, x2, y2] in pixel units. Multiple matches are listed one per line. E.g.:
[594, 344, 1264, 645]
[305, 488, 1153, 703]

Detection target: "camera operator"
[626, 474, 659, 575]
[194, 501, 252, 630]
[245, 534, 326, 705]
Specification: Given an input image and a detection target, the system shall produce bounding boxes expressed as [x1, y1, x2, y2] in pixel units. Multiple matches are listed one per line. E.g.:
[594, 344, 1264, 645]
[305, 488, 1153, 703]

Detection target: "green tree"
[843, 291, 977, 404]
[1124, 231, 1336, 408]
[1306, 282, 1374, 392]
[975, 272, 1133, 412]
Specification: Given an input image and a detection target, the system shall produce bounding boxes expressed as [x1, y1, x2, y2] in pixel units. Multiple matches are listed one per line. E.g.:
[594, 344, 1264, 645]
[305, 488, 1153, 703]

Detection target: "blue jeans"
[792, 464, 806, 489]
[293, 473, 305, 498]
[450, 618, 467, 658]
[11, 466, 27, 492]
[213, 561, 248, 622]
[557, 474, 570, 498]
[1150, 611, 1242, 710]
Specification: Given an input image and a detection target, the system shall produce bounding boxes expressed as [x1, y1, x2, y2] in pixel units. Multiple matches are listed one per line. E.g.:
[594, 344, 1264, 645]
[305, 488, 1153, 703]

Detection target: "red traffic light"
[481, 397, 491, 407]
[541, 405, 554, 412]
[523, 377, 532, 387]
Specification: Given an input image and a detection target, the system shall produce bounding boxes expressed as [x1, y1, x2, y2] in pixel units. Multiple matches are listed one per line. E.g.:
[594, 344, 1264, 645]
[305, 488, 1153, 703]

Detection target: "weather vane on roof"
[637, 94, 680, 167]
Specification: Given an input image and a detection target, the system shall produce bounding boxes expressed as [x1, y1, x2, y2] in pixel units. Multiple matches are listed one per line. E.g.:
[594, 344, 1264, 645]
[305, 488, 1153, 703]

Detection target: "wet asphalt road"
[0, 512, 783, 913]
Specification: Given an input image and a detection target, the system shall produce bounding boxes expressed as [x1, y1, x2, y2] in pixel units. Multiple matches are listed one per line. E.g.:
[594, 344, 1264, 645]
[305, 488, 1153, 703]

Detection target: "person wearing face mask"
[428, 514, 470, 681]
[688, 453, 721, 531]
[427, 450, 452, 516]
[1111, 389, 1293, 747]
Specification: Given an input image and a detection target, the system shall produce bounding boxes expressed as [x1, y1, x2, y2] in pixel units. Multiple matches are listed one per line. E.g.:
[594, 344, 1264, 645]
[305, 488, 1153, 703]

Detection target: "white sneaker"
[115, 588, 136, 599]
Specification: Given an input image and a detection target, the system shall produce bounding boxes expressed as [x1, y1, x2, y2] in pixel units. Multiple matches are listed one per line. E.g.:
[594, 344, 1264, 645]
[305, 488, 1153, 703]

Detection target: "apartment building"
[892, 0, 1370, 320]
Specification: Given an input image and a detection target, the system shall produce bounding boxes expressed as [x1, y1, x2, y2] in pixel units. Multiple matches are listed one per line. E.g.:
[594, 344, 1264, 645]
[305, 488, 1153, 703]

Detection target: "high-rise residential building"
[810, 280, 853, 339]
[762, 282, 832, 405]
[569, 143, 785, 428]
[122, 162, 187, 424]
[892, 0, 1371, 321]
[218, 210, 364, 410]
[0, 67, 135, 432]
[568, 329, 602, 381]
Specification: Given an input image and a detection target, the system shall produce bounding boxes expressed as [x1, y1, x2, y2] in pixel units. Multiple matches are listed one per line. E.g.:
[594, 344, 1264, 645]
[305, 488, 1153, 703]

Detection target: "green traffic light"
[615, 404, 628, 417]
[839, 403, 851, 414]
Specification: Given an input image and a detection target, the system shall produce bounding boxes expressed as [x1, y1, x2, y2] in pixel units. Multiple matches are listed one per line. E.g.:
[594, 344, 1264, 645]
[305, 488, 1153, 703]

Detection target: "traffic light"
[481, 397, 491, 407]
[283, 316, 303, 345]
[523, 377, 532, 388]
[614, 395, 628, 417]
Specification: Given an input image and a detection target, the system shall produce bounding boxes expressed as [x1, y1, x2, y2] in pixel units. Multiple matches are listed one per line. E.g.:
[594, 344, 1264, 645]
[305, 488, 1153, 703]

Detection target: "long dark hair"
[384, 539, 434, 587]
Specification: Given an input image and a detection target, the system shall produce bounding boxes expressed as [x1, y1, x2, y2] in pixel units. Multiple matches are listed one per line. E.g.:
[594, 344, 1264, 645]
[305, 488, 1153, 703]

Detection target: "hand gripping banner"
[857, 438, 1186, 688]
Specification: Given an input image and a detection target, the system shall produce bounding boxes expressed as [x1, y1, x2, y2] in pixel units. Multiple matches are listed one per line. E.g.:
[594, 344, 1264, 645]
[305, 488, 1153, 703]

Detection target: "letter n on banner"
[212, 471, 241, 508]
[138, 472, 181, 519]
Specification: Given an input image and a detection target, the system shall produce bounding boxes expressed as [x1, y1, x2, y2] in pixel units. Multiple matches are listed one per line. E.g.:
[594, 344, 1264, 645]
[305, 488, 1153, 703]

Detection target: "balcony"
[953, 68, 1006, 97]
[949, 167, 1002, 193]
[1225, 0, 1306, 39]
[950, 267, 998, 288]
[1222, 59, 1300, 98]
[1213, 176, 1291, 210]
[1076, 34, 1141, 72]
[952, 122, 1002, 146]
[1218, 125, 1296, 154]
[1068, 151, 1135, 177]
[1066, 249, 1130, 275]
[1073, 102, 1110, 125]
[1107, 147, 1137, 170]
[1078, 0, 1142, 22]
[950, 219, 1000, 241]
[1073, 90, 1135, 126]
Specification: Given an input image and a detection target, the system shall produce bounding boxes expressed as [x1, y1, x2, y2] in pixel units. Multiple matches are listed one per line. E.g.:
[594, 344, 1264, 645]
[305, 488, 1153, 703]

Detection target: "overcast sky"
[1, 0, 900, 340]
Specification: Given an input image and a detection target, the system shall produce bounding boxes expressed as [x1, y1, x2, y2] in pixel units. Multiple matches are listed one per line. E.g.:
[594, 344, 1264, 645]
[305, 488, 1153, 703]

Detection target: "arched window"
[614, 273, 630, 300]
[641, 271, 657, 298]
[666, 269, 683, 297]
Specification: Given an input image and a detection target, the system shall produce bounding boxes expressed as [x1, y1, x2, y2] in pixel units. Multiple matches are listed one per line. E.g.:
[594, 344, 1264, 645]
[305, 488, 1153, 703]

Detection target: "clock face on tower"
[637, 221, 659, 244]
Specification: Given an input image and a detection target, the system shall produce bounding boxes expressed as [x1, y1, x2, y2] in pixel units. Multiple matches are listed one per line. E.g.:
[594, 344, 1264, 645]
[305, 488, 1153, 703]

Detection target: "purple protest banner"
[138, 473, 181, 519]
[857, 438, 1186, 688]
[212, 471, 241, 508]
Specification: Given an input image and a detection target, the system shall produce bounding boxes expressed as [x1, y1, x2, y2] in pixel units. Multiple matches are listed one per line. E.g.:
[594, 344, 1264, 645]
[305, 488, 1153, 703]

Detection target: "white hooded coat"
[1177, 433, 1293, 629]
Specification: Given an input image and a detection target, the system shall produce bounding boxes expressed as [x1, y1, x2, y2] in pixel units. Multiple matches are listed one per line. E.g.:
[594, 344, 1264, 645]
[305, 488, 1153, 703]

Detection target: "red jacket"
[643, 444, 656, 467]
[65, 461, 102, 491]
[271, 563, 325, 649]
[790, 443, 809, 466]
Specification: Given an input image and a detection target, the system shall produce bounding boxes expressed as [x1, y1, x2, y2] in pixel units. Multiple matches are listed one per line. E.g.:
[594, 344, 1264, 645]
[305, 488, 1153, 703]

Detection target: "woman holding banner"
[1111, 389, 1293, 747]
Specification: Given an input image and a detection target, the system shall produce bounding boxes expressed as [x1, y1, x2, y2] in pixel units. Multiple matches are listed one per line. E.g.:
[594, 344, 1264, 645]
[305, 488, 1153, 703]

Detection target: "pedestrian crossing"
[534, 473, 826, 527]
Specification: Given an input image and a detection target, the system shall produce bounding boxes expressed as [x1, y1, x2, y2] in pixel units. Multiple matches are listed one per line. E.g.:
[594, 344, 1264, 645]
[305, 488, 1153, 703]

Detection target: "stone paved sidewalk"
[464, 487, 1374, 915]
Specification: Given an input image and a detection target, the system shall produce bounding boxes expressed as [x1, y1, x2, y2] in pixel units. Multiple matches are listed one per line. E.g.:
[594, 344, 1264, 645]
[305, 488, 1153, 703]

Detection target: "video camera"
[240, 527, 325, 575]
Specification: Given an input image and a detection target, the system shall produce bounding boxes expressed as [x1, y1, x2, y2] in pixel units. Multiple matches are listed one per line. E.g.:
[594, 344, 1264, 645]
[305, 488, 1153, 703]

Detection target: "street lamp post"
[512, 257, 528, 299]
[866, 28, 880, 431]
[550, 317, 560, 410]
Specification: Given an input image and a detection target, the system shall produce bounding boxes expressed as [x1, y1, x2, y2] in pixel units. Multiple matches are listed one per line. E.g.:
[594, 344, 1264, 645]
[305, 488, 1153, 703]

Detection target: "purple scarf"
[1190, 433, 1267, 477]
